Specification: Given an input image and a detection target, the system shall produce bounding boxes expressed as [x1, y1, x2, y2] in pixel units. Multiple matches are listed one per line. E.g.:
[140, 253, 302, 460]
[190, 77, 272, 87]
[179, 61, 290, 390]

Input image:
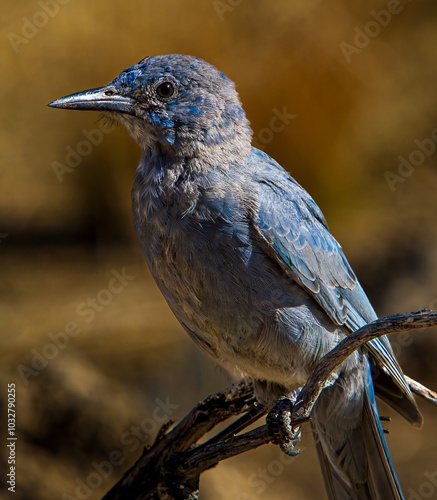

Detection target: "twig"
[292, 309, 437, 421]
[406, 375, 437, 404]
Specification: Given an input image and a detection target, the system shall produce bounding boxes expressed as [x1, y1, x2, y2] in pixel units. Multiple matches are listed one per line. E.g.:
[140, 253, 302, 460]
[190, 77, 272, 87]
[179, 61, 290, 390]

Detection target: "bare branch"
[103, 382, 256, 499]
[103, 310, 437, 499]
[406, 375, 437, 405]
[292, 309, 437, 422]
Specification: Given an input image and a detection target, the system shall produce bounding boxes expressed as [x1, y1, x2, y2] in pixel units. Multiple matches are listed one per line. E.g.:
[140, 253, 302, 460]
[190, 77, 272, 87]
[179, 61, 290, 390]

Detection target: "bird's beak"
[48, 86, 136, 114]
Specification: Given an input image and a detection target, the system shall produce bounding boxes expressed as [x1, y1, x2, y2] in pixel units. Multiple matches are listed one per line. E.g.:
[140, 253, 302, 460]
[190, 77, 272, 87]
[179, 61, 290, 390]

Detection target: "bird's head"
[49, 54, 252, 160]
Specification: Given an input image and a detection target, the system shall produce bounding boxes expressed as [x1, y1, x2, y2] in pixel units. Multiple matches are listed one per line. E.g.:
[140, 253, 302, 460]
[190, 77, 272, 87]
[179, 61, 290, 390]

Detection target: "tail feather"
[312, 367, 405, 500]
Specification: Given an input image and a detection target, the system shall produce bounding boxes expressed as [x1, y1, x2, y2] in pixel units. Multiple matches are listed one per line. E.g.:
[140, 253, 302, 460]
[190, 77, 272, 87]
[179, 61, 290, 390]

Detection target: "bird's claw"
[267, 394, 302, 456]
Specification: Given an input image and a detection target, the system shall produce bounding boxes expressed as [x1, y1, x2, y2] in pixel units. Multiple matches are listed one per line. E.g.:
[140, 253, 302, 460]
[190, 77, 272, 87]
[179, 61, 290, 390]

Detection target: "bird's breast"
[131, 170, 345, 390]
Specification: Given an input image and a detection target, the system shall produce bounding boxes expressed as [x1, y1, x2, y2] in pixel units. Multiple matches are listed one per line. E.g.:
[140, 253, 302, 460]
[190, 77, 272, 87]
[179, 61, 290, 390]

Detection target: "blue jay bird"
[49, 54, 423, 499]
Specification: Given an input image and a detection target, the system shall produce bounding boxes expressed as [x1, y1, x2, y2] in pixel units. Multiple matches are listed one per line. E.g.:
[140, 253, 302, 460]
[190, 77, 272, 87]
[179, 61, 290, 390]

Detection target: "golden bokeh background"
[1, 1, 437, 498]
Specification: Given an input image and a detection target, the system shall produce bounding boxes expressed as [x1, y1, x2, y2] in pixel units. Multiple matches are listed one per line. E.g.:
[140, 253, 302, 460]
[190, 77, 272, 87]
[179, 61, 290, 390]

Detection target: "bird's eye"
[156, 81, 176, 99]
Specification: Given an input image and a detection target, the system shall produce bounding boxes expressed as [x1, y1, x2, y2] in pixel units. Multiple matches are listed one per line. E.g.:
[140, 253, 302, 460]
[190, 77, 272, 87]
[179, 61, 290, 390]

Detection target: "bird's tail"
[311, 367, 404, 500]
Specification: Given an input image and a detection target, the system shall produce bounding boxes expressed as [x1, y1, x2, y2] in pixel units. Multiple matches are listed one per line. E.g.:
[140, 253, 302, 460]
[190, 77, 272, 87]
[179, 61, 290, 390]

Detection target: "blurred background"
[1, 1, 437, 498]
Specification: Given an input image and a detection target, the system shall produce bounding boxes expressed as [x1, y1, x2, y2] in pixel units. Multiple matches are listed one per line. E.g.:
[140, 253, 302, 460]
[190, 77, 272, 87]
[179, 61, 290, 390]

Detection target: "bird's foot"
[267, 392, 302, 456]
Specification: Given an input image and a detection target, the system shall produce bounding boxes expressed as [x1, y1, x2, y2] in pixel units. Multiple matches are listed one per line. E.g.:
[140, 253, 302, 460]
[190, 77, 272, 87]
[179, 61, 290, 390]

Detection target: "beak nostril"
[104, 90, 114, 96]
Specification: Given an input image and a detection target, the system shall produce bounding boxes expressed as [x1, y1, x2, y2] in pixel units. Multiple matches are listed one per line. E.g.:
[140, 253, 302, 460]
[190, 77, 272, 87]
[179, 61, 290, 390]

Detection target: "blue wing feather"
[250, 148, 419, 421]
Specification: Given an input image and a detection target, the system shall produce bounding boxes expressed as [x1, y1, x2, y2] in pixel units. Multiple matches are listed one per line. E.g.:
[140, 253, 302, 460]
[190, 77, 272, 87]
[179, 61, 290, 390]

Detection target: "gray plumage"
[49, 54, 422, 499]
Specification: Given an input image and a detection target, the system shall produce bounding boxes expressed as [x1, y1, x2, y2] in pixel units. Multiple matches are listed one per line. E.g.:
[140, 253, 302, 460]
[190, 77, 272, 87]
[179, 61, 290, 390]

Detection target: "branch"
[103, 382, 257, 499]
[406, 375, 437, 404]
[292, 309, 437, 422]
[103, 310, 437, 499]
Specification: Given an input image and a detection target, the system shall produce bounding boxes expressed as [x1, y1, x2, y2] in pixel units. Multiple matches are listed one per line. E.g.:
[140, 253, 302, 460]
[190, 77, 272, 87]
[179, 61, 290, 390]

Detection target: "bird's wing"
[250, 149, 419, 421]
[251, 151, 371, 330]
